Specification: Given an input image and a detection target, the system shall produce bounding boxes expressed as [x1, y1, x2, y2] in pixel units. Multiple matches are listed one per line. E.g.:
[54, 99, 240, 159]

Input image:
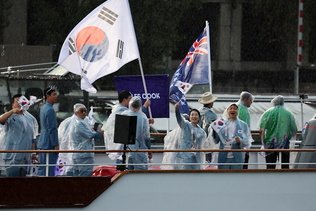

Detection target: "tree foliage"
[0, 1, 12, 43]
[27, 0, 104, 57]
[24, 0, 316, 86]
[27, 0, 210, 73]
[242, 0, 297, 61]
[242, 0, 316, 63]
[129, 0, 203, 73]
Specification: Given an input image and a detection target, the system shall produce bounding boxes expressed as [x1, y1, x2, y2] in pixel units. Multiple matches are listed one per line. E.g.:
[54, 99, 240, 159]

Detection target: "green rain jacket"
[259, 106, 297, 147]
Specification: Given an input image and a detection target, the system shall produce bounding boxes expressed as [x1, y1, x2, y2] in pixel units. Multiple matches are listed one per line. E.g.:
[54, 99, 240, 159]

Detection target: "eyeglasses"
[79, 109, 87, 113]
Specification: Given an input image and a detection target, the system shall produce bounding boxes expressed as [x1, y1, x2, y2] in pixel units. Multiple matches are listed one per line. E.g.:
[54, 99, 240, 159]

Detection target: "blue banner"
[114, 74, 169, 118]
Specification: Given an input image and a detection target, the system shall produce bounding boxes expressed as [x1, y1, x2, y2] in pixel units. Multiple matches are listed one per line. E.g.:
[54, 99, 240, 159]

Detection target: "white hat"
[198, 92, 218, 104]
[73, 103, 87, 112]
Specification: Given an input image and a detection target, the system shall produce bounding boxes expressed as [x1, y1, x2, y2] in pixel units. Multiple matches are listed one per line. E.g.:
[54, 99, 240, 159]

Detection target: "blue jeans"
[218, 157, 243, 170]
[176, 155, 200, 170]
[72, 157, 94, 176]
[127, 157, 148, 170]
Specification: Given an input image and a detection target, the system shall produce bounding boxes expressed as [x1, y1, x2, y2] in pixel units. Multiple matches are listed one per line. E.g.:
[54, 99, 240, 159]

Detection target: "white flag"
[58, 0, 140, 93]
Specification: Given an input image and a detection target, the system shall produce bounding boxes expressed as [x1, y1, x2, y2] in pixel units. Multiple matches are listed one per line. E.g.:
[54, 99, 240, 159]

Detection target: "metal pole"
[205, 20, 212, 94]
[295, 0, 304, 94]
[138, 58, 152, 119]
[294, 66, 299, 95]
[300, 97, 304, 129]
[45, 153, 49, 176]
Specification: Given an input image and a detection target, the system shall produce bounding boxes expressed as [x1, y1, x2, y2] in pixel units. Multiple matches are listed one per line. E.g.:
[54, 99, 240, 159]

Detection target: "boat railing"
[1, 147, 316, 176]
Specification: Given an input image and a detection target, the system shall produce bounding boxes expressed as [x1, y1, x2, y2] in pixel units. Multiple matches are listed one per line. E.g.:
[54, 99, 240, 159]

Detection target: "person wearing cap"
[236, 91, 254, 169]
[259, 95, 297, 169]
[211, 103, 252, 169]
[37, 86, 59, 176]
[121, 96, 150, 170]
[0, 94, 38, 176]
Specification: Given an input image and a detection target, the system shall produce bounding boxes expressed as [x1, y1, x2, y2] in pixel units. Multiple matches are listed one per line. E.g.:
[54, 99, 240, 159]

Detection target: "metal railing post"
[46, 153, 49, 176]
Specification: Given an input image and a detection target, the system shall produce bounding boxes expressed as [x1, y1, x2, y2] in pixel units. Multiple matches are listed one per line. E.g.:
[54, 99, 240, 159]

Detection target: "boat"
[1, 167, 316, 211]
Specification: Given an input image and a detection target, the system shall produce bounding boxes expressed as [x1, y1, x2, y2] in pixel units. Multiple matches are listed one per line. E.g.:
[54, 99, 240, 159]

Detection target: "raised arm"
[0, 108, 21, 124]
[175, 102, 186, 129]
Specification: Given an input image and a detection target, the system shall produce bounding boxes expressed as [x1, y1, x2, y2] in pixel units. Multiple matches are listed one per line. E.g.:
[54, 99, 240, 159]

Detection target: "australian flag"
[169, 28, 209, 114]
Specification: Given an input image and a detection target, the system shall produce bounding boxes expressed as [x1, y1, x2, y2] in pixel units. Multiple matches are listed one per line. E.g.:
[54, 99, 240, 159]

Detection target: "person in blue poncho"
[104, 91, 132, 162]
[175, 102, 207, 170]
[71, 103, 102, 176]
[104, 91, 152, 164]
[0, 94, 38, 176]
[121, 96, 150, 170]
[211, 103, 252, 169]
[56, 103, 103, 176]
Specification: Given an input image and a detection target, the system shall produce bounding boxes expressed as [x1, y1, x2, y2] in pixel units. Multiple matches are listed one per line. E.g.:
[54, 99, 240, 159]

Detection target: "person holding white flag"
[58, 0, 140, 93]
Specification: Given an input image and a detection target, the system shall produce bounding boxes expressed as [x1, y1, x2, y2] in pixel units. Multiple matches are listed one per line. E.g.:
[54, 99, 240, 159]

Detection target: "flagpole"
[205, 20, 212, 94]
[138, 58, 153, 119]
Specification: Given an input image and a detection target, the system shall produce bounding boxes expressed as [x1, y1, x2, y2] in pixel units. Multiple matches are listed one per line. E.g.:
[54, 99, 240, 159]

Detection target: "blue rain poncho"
[104, 104, 129, 161]
[175, 106, 207, 170]
[0, 111, 38, 176]
[56, 116, 73, 176]
[211, 103, 252, 169]
[121, 96, 150, 170]
[161, 127, 181, 170]
[199, 106, 217, 134]
[56, 104, 100, 176]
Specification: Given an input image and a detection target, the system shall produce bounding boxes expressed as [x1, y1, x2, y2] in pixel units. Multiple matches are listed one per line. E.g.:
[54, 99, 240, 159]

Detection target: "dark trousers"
[5, 160, 27, 177]
[265, 151, 290, 169]
[243, 152, 249, 169]
[205, 153, 212, 163]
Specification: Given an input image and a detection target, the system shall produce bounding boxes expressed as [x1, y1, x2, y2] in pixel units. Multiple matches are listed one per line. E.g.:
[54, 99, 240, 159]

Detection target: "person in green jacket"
[236, 91, 253, 127]
[236, 91, 254, 169]
[259, 95, 297, 169]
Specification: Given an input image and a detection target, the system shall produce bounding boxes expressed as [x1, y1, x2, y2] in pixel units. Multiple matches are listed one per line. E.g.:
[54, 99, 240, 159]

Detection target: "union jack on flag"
[169, 27, 210, 114]
[180, 35, 208, 67]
